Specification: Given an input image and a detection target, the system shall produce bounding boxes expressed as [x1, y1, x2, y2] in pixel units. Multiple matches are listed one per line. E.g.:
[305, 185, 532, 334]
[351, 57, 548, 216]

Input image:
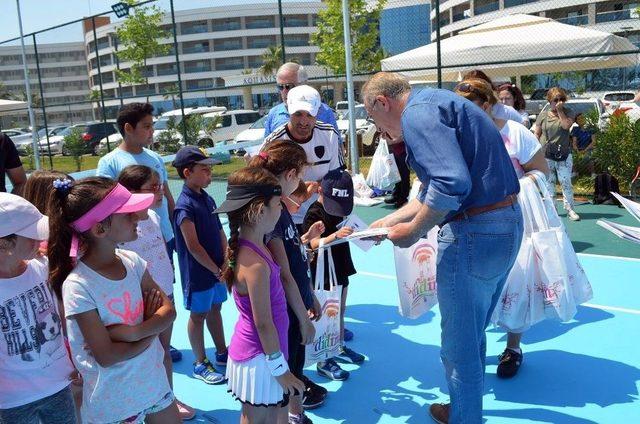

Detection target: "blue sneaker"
[169, 345, 182, 362]
[317, 358, 349, 381]
[334, 346, 365, 365]
[193, 358, 225, 384]
[215, 350, 228, 366]
[344, 328, 354, 342]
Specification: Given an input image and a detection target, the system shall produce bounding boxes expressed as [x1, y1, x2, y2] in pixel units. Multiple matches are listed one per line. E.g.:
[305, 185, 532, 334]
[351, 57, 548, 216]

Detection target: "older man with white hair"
[263, 62, 340, 138]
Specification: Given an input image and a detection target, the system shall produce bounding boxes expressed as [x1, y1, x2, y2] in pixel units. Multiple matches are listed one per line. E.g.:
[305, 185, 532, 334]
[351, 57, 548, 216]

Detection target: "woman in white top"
[497, 83, 531, 129]
[456, 78, 549, 380]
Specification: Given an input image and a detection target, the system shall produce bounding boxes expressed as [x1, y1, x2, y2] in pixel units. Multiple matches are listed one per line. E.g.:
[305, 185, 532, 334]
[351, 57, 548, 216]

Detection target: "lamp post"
[111, 2, 130, 18]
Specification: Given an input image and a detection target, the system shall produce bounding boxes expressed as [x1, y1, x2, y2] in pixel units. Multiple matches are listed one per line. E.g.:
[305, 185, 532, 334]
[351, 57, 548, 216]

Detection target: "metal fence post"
[91, 16, 110, 152]
[169, 0, 187, 143]
[278, 0, 286, 64]
[32, 33, 53, 168]
[435, 0, 442, 88]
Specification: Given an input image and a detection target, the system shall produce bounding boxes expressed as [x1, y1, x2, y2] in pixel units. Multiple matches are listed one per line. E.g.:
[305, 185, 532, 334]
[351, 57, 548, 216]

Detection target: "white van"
[199, 110, 261, 145]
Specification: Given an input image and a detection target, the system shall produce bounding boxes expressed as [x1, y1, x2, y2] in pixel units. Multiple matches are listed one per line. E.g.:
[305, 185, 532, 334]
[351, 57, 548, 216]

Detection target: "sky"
[0, 0, 310, 45]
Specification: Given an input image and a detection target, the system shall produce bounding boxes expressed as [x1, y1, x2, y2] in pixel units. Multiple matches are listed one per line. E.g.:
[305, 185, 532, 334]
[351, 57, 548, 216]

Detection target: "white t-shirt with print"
[63, 250, 170, 423]
[0, 258, 74, 409]
[120, 210, 174, 296]
[499, 120, 542, 178]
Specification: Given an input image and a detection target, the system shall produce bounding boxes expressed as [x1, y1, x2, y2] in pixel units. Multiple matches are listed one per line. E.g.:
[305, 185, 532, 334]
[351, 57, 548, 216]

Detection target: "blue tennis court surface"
[168, 235, 640, 423]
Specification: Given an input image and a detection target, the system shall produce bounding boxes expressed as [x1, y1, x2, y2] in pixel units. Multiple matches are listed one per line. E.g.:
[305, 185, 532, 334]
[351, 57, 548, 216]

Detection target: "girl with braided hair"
[216, 167, 305, 424]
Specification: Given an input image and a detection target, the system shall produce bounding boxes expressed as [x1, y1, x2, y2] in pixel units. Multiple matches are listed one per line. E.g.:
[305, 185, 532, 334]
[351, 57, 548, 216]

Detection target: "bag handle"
[314, 239, 326, 291]
[379, 138, 389, 155]
[325, 245, 338, 291]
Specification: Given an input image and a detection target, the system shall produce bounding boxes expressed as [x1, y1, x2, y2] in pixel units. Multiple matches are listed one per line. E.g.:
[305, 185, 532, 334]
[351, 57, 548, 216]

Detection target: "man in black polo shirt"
[0, 133, 27, 195]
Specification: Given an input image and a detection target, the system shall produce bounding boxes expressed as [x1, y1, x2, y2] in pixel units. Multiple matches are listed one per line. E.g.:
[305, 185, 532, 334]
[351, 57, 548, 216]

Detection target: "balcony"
[184, 65, 211, 74]
[157, 65, 177, 76]
[181, 22, 208, 35]
[212, 20, 241, 32]
[284, 37, 309, 47]
[245, 18, 275, 29]
[247, 40, 273, 49]
[556, 15, 589, 26]
[504, 0, 537, 7]
[182, 43, 210, 54]
[216, 60, 244, 71]
[474, 1, 499, 16]
[283, 17, 308, 27]
[596, 9, 633, 23]
[452, 12, 470, 22]
[215, 41, 242, 52]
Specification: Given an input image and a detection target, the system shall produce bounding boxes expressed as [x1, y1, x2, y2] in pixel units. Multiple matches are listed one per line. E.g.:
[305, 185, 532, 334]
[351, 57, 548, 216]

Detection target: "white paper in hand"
[337, 214, 380, 251]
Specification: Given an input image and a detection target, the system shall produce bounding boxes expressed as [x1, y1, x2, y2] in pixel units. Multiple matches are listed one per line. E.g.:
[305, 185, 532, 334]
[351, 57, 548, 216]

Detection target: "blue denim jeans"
[0, 386, 76, 424]
[436, 204, 523, 423]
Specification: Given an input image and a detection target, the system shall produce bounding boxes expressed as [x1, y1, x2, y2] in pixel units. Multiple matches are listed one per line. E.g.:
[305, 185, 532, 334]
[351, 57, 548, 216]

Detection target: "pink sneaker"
[176, 399, 196, 421]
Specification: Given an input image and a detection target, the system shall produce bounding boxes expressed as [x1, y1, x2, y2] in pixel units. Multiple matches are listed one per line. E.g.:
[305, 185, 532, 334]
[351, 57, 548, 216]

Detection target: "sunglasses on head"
[276, 83, 296, 91]
[456, 83, 488, 103]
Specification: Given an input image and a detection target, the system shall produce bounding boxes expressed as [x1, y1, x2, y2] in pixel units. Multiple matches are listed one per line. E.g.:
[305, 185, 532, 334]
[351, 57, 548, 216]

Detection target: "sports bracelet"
[265, 351, 289, 377]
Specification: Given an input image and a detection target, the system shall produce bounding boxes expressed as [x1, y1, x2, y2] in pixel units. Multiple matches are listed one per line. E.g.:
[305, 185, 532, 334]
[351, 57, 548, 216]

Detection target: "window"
[247, 36, 276, 49]
[181, 21, 208, 35]
[215, 57, 244, 71]
[214, 38, 242, 51]
[235, 112, 260, 124]
[184, 60, 211, 73]
[212, 18, 241, 32]
[245, 16, 275, 29]
[186, 79, 214, 90]
[157, 63, 178, 76]
[182, 41, 210, 54]
[284, 34, 309, 47]
[283, 15, 308, 27]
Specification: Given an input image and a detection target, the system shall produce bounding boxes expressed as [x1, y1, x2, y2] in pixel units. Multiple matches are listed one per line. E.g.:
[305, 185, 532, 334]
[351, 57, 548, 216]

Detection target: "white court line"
[577, 252, 640, 263]
[357, 271, 640, 315]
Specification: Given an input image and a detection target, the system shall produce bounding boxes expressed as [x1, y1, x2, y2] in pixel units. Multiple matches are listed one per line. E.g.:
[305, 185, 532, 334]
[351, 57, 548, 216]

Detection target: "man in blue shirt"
[263, 62, 340, 140]
[364, 72, 523, 424]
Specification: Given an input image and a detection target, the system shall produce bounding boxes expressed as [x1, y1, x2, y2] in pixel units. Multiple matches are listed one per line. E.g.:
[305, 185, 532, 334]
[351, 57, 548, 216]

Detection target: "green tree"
[115, 0, 170, 87]
[156, 117, 181, 154]
[0, 82, 12, 99]
[259, 45, 283, 77]
[62, 128, 87, 171]
[311, 0, 386, 75]
[198, 114, 222, 148]
[161, 83, 180, 110]
[88, 89, 101, 120]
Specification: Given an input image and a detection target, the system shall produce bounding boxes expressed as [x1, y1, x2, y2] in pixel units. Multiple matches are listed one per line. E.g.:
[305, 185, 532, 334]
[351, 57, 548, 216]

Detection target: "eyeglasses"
[551, 97, 566, 103]
[276, 83, 296, 91]
[455, 83, 488, 103]
[140, 183, 164, 193]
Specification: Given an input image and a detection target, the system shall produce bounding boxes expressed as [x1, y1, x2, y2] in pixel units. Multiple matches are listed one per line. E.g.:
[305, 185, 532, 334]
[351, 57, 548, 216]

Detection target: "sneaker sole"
[192, 373, 226, 385]
[333, 356, 364, 365]
[302, 397, 325, 410]
[316, 369, 349, 381]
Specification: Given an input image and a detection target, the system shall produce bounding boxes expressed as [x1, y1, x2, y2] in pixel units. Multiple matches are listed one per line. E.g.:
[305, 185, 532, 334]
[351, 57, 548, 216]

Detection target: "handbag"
[540, 111, 570, 162]
[305, 240, 342, 366]
[394, 227, 439, 319]
[366, 139, 401, 191]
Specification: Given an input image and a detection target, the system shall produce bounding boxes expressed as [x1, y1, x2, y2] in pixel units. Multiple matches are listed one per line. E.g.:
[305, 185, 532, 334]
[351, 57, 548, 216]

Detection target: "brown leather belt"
[451, 194, 517, 222]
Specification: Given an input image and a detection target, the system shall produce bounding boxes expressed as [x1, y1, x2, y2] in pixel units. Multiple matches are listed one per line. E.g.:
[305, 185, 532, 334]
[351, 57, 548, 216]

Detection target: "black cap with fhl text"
[321, 169, 354, 217]
[172, 145, 221, 168]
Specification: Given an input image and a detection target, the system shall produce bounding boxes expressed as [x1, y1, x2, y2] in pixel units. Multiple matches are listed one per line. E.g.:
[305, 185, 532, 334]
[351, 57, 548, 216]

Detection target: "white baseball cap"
[287, 85, 321, 117]
[0, 193, 49, 240]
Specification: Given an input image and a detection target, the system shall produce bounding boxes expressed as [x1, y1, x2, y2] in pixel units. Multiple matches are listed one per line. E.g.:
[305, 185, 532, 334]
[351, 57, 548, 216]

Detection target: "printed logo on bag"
[321, 299, 340, 317]
[500, 293, 520, 312]
[312, 327, 341, 357]
[402, 243, 437, 307]
[535, 280, 563, 306]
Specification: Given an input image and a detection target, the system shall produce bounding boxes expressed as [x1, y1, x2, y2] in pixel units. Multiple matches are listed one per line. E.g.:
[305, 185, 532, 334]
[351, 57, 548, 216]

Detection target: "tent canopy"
[0, 99, 27, 115]
[381, 14, 639, 81]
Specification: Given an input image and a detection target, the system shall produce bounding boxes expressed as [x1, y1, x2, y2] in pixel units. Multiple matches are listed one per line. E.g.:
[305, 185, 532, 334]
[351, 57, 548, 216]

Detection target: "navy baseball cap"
[321, 169, 354, 217]
[172, 145, 220, 168]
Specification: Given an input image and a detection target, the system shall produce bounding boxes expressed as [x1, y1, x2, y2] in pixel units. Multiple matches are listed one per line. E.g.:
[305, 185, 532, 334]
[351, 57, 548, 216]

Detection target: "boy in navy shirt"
[172, 146, 228, 385]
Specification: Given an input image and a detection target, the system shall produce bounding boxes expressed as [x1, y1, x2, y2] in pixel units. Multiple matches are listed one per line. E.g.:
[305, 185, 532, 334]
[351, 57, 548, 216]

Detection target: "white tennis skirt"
[226, 353, 288, 407]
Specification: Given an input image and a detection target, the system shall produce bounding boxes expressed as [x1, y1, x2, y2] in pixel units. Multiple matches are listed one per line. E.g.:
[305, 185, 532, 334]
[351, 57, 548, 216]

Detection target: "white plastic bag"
[366, 139, 401, 191]
[305, 241, 342, 366]
[394, 227, 439, 319]
[352, 173, 374, 199]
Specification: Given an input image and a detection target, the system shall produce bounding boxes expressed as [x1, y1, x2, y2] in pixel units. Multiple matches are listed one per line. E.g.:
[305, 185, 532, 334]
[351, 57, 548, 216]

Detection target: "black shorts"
[324, 277, 349, 291]
[287, 308, 306, 379]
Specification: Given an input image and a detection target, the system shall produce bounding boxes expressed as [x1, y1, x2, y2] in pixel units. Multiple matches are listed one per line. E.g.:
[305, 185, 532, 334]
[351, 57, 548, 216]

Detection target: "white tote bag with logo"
[305, 241, 342, 366]
[394, 227, 439, 319]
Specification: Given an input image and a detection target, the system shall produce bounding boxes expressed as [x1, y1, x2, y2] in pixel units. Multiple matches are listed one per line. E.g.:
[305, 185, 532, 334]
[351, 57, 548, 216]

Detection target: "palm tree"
[259, 45, 283, 77]
[0, 82, 12, 99]
[88, 89, 101, 121]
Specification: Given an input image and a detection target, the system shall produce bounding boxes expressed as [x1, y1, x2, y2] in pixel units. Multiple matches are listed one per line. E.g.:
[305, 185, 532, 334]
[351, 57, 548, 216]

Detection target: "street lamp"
[111, 2, 130, 18]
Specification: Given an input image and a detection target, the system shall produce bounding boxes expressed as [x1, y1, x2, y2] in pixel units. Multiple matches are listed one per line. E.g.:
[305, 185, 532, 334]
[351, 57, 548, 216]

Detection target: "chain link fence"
[1, 0, 639, 196]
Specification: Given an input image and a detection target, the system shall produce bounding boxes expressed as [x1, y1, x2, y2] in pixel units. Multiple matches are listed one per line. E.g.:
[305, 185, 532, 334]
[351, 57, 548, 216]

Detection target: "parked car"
[526, 88, 576, 121]
[231, 115, 267, 156]
[40, 122, 119, 156]
[335, 101, 362, 119]
[336, 104, 378, 154]
[1, 129, 27, 138]
[198, 109, 261, 145]
[536, 98, 609, 131]
[602, 91, 636, 112]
